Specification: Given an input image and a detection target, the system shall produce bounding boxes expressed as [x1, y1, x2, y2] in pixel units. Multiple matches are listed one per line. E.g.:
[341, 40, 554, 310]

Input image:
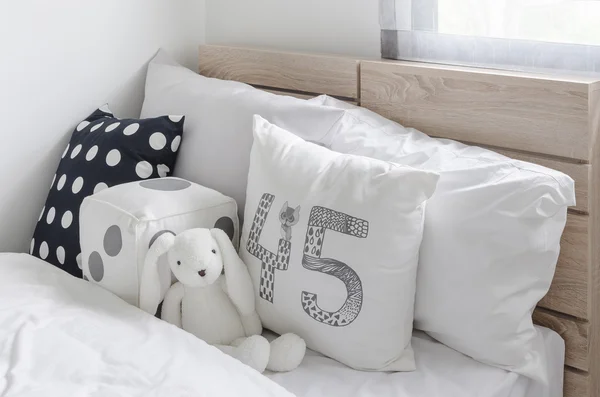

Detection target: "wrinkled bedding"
[0, 254, 292, 397]
[265, 327, 564, 397]
[0, 253, 564, 397]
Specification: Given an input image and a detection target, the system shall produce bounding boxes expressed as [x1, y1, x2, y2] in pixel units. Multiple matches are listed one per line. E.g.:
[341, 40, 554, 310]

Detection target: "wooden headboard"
[199, 45, 600, 397]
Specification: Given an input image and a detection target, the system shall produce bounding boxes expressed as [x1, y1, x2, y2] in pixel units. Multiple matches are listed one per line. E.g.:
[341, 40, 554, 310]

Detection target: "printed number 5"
[301, 206, 368, 327]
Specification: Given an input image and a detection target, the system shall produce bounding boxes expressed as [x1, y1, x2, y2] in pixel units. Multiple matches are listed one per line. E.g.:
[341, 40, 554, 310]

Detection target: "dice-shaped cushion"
[80, 177, 238, 306]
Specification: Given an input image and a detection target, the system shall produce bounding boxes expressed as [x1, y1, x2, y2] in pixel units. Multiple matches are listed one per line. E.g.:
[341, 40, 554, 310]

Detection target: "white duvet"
[0, 254, 293, 397]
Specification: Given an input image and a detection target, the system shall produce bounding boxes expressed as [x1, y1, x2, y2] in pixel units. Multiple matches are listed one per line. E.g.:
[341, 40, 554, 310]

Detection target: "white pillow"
[240, 116, 439, 371]
[140, 51, 348, 219]
[310, 95, 576, 382]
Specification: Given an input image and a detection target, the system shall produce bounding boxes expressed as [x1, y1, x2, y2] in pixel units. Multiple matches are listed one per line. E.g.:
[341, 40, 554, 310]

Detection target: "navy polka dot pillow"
[31, 105, 184, 277]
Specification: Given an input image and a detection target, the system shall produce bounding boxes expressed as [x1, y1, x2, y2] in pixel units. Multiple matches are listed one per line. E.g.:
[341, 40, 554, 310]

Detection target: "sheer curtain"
[380, 0, 600, 73]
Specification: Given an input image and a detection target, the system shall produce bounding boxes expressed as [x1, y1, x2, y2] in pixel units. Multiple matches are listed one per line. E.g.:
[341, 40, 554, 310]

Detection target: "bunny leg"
[215, 344, 236, 355]
[267, 333, 306, 372]
[216, 335, 270, 373]
[230, 337, 246, 347]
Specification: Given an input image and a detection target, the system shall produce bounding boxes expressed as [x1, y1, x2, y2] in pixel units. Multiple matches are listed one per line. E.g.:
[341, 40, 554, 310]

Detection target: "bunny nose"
[198, 270, 206, 277]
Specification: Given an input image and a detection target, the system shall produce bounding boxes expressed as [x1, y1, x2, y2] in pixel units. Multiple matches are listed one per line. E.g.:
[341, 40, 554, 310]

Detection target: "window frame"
[380, 0, 600, 74]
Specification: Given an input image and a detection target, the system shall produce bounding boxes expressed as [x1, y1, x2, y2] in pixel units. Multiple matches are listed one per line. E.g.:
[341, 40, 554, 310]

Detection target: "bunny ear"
[210, 228, 255, 316]
[139, 232, 176, 314]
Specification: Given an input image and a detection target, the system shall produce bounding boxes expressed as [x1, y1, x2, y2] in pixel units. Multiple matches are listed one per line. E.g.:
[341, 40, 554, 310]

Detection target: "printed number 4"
[246, 194, 292, 303]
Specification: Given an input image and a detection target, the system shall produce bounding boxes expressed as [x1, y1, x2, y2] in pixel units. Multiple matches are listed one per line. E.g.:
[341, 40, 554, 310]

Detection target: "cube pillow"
[79, 177, 238, 307]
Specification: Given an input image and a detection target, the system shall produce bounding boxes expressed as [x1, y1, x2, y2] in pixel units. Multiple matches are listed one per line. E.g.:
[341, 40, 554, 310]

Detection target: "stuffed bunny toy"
[139, 228, 306, 373]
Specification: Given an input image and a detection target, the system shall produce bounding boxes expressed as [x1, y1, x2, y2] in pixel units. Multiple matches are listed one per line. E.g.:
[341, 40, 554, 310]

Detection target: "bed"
[1, 45, 598, 397]
[0, 253, 564, 397]
[197, 45, 600, 397]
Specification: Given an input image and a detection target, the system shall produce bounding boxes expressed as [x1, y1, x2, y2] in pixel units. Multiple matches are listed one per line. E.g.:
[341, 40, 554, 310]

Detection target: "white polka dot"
[76, 253, 82, 269]
[149, 132, 167, 150]
[61, 211, 73, 229]
[38, 206, 45, 221]
[169, 115, 183, 123]
[30, 238, 35, 254]
[76, 121, 90, 132]
[106, 122, 120, 132]
[57, 174, 67, 191]
[70, 144, 82, 159]
[91, 122, 104, 132]
[136, 161, 153, 179]
[157, 164, 170, 177]
[94, 182, 108, 194]
[72, 177, 84, 194]
[50, 174, 56, 189]
[56, 246, 65, 265]
[86, 145, 98, 161]
[171, 136, 181, 152]
[99, 104, 111, 114]
[40, 242, 49, 259]
[46, 207, 56, 224]
[62, 144, 70, 158]
[106, 150, 121, 167]
[123, 123, 139, 136]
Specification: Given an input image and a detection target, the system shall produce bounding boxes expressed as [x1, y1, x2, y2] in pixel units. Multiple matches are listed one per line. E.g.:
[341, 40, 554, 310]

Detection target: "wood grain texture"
[587, 82, 600, 397]
[260, 88, 316, 100]
[259, 88, 359, 106]
[493, 149, 589, 213]
[533, 309, 590, 371]
[199, 45, 359, 99]
[361, 60, 591, 160]
[565, 368, 590, 397]
[539, 213, 589, 319]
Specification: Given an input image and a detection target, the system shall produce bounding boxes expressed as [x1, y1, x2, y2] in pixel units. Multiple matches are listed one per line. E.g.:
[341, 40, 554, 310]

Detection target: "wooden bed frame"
[198, 44, 600, 397]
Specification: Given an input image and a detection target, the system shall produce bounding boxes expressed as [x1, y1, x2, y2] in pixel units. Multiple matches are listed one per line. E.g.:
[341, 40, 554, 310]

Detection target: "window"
[380, 0, 600, 73]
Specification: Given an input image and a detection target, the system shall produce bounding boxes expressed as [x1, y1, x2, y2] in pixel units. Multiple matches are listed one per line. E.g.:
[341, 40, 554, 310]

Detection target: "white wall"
[205, 0, 380, 58]
[0, 0, 378, 253]
[0, 0, 205, 253]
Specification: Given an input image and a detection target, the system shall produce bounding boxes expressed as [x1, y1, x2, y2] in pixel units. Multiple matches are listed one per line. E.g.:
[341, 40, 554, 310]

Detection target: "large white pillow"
[310, 95, 576, 382]
[140, 51, 348, 219]
[240, 116, 439, 371]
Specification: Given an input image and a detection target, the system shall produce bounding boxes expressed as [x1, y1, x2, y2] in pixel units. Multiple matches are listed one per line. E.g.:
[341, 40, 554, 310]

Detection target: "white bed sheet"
[266, 327, 564, 397]
[0, 253, 564, 397]
[0, 254, 292, 397]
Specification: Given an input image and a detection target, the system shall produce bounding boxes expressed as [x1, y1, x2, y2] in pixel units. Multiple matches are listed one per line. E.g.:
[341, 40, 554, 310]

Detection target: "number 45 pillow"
[240, 116, 439, 371]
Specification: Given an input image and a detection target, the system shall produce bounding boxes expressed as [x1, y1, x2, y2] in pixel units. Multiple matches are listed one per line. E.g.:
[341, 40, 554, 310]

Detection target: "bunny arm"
[162, 281, 185, 328]
[218, 277, 262, 336]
